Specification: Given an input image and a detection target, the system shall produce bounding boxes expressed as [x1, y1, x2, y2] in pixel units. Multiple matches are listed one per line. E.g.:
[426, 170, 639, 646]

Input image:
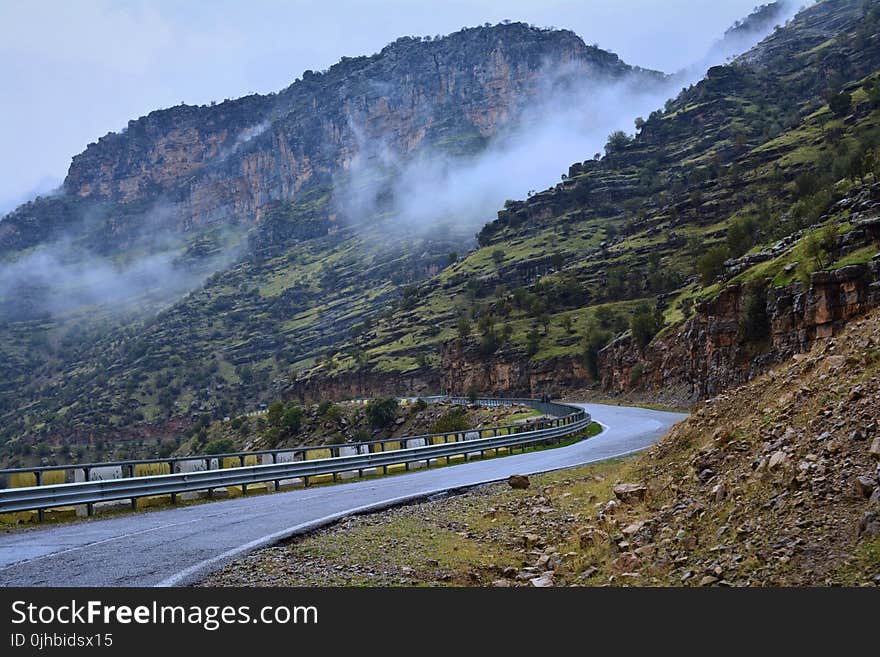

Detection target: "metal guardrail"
[0, 398, 590, 518]
[0, 396, 571, 485]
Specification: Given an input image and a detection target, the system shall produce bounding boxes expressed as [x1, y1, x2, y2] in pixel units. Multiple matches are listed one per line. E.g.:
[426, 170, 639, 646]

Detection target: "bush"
[431, 407, 470, 434]
[281, 405, 303, 434]
[696, 246, 729, 286]
[526, 328, 541, 356]
[739, 287, 770, 345]
[204, 438, 235, 455]
[267, 401, 285, 427]
[630, 304, 662, 349]
[366, 397, 398, 429]
[628, 363, 646, 387]
[582, 328, 613, 380]
[157, 441, 176, 458]
[828, 91, 852, 117]
[605, 130, 632, 156]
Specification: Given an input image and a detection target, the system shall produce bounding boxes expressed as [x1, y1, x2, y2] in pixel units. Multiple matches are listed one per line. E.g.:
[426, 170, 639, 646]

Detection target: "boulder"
[508, 474, 530, 489]
[870, 437, 880, 461]
[612, 483, 647, 504]
[768, 451, 788, 470]
[611, 552, 641, 573]
[529, 572, 555, 587]
[855, 475, 877, 499]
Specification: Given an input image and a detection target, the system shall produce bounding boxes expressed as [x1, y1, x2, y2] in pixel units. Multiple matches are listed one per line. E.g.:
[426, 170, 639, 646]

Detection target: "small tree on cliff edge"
[630, 303, 663, 350]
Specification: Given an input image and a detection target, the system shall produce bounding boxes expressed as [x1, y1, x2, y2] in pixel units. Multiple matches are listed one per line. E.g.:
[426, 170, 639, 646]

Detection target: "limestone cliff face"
[292, 369, 439, 404]
[440, 341, 590, 397]
[59, 24, 648, 235]
[599, 255, 880, 403]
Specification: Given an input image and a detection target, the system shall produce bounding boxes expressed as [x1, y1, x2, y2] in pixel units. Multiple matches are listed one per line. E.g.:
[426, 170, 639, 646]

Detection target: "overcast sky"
[0, 0, 775, 211]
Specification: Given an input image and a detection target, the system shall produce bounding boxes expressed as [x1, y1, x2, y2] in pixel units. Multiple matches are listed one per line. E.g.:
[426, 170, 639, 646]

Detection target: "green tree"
[204, 438, 234, 455]
[630, 304, 662, 349]
[526, 328, 541, 356]
[267, 401, 285, 427]
[560, 315, 574, 334]
[281, 405, 303, 435]
[695, 246, 730, 286]
[366, 397, 398, 429]
[431, 407, 470, 433]
[582, 328, 612, 380]
[739, 288, 770, 345]
[456, 317, 472, 339]
[828, 91, 852, 117]
[605, 130, 632, 156]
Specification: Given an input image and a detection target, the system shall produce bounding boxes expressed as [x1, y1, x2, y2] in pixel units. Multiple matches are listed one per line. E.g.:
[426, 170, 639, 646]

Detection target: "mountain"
[302, 0, 880, 406]
[0, 22, 664, 466]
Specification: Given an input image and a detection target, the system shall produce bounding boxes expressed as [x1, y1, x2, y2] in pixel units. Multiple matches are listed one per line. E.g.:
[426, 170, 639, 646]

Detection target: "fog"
[1, 0, 790, 212]
[0, 1, 800, 319]
[0, 202, 244, 319]
[337, 2, 799, 241]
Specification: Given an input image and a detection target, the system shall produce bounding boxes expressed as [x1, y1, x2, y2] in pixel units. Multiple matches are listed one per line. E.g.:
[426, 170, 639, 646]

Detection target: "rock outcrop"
[54, 24, 653, 238]
[600, 255, 880, 402]
[440, 341, 589, 397]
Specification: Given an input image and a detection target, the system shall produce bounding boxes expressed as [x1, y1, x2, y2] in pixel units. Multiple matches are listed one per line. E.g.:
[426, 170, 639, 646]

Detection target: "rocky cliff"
[600, 221, 880, 402]
[58, 24, 651, 236]
[440, 341, 588, 398]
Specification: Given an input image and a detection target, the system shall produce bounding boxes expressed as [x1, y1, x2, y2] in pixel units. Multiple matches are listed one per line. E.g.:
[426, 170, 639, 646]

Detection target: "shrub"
[630, 304, 663, 349]
[696, 246, 729, 286]
[828, 91, 852, 117]
[628, 363, 646, 387]
[526, 328, 541, 356]
[582, 328, 613, 380]
[366, 397, 398, 429]
[431, 407, 470, 434]
[739, 287, 770, 345]
[204, 438, 234, 455]
[281, 405, 303, 434]
[267, 401, 285, 427]
[605, 130, 632, 156]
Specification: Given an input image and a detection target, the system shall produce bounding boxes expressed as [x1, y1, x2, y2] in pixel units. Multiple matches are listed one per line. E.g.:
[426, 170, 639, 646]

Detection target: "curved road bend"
[0, 403, 685, 587]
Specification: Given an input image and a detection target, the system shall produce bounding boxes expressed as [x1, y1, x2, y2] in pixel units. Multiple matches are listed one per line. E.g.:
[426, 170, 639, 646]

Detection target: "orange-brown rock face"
[439, 339, 590, 397]
[60, 24, 644, 236]
[599, 259, 880, 403]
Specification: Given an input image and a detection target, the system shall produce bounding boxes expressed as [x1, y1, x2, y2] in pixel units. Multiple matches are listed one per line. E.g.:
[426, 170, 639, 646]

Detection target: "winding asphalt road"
[0, 403, 684, 587]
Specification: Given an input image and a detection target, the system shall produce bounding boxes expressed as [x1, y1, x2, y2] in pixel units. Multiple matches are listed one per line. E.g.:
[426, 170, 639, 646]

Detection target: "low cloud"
[0, 201, 243, 319]
[334, 6, 795, 244]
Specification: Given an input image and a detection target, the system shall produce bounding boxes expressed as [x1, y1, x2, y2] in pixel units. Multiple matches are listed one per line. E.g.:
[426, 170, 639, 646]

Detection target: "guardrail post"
[168, 461, 178, 504]
[83, 467, 94, 516]
[272, 453, 280, 491]
[35, 471, 44, 522]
